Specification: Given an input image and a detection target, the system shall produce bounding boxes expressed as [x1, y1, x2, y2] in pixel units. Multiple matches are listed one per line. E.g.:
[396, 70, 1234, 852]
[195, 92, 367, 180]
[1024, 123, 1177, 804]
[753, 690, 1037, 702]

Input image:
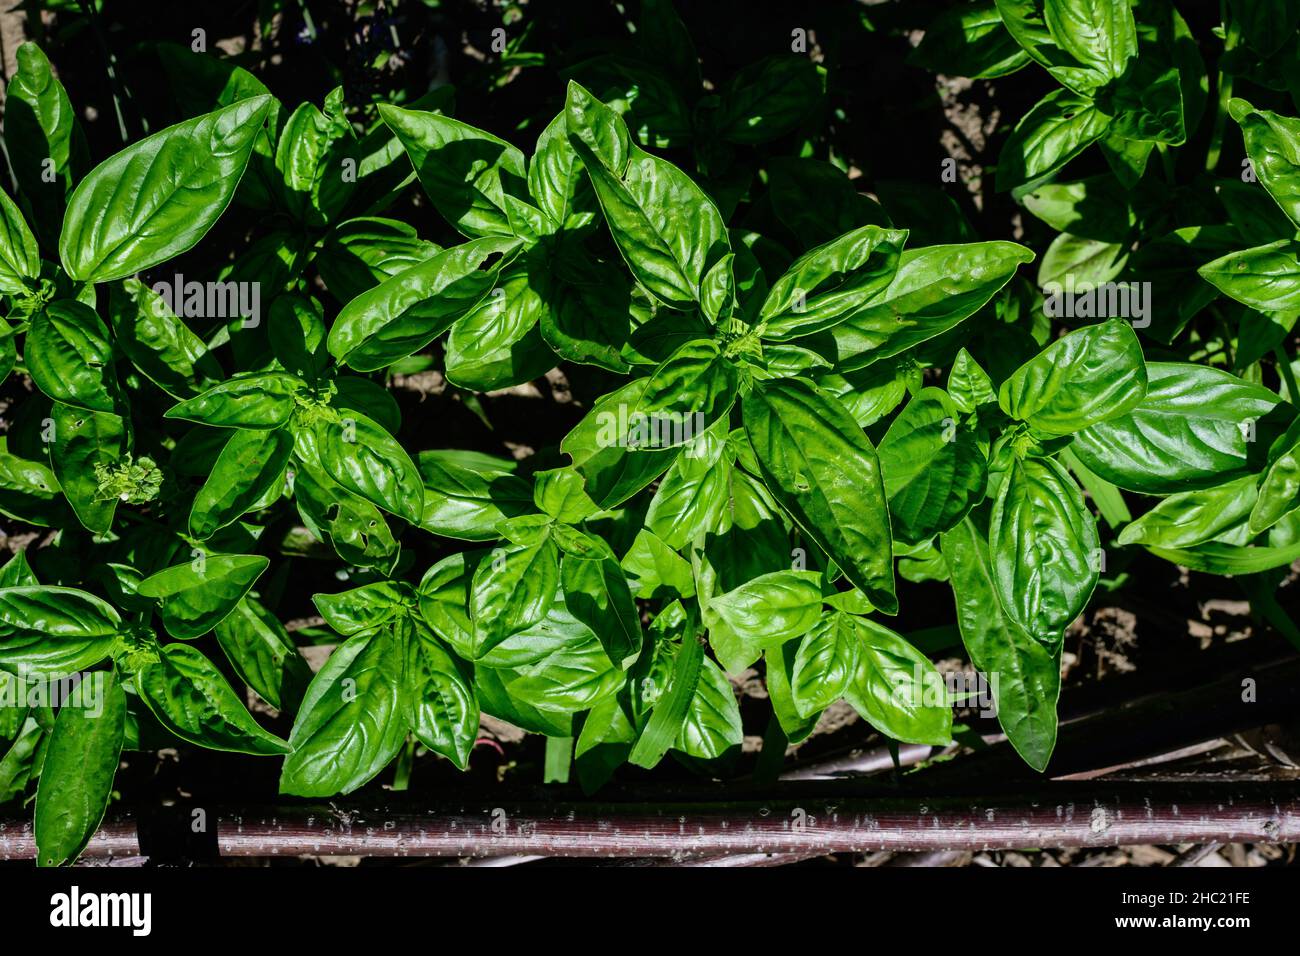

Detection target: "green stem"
[1275, 346, 1299, 402]
[1206, 6, 1240, 174]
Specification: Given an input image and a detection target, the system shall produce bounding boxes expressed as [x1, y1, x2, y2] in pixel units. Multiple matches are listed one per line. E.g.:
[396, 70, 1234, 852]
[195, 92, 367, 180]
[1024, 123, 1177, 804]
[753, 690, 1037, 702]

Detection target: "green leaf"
[706, 570, 824, 649]
[137, 644, 290, 754]
[942, 517, 1060, 770]
[27, 301, 121, 414]
[279, 625, 408, 796]
[5, 42, 89, 248]
[990, 455, 1099, 644]
[998, 319, 1148, 435]
[629, 625, 704, 768]
[213, 596, 310, 712]
[910, 3, 1032, 79]
[313, 581, 410, 636]
[379, 104, 528, 238]
[315, 217, 441, 305]
[0, 586, 120, 678]
[46, 403, 126, 535]
[417, 450, 534, 541]
[190, 427, 293, 539]
[1199, 240, 1300, 313]
[0, 189, 39, 294]
[60, 96, 273, 282]
[621, 529, 696, 599]
[676, 655, 743, 759]
[565, 81, 728, 309]
[1071, 362, 1286, 493]
[164, 372, 302, 429]
[619, 339, 738, 448]
[528, 111, 596, 230]
[758, 225, 906, 341]
[34, 669, 125, 866]
[137, 553, 270, 640]
[1250, 418, 1300, 533]
[326, 236, 517, 371]
[845, 617, 953, 746]
[831, 242, 1034, 370]
[743, 378, 897, 613]
[1043, 0, 1136, 83]
[404, 622, 478, 769]
[0, 447, 65, 529]
[1118, 474, 1257, 547]
[707, 55, 823, 145]
[1232, 99, 1300, 228]
[996, 88, 1111, 192]
[470, 535, 561, 658]
[562, 377, 680, 509]
[443, 264, 553, 392]
[302, 413, 424, 525]
[108, 279, 224, 398]
[878, 388, 988, 542]
[790, 611, 860, 717]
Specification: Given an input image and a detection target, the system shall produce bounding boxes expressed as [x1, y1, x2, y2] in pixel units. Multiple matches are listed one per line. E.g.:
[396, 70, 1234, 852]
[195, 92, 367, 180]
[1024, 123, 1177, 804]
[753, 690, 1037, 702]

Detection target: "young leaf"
[137, 554, 270, 640]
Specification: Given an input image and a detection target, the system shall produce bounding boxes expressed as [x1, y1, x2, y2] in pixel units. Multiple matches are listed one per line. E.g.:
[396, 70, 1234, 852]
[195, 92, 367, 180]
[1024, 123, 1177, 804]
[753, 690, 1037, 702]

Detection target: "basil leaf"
[528, 111, 596, 231]
[190, 427, 293, 539]
[213, 596, 310, 712]
[998, 318, 1148, 434]
[743, 378, 897, 613]
[417, 450, 534, 541]
[280, 625, 408, 796]
[108, 279, 223, 398]
[790, 611, 860, 717]
[910, 3, 1032, 79]
[327, 236, 517, 371]
[164, 372, 302, 429]
[315, 217, 441, 305]
[996, 88, 1110, 193]
[60, 96, 273, 282]
[562, 377, 680, 508]
[708, 55, 822, 145]
[0, 586, 120, 678]
[303, 413, 423, 525]
[1232, 99, 1300, 228]
[379, 105, 527, 238]
[676, 655, 743, 759]
[942, 517, 1060, 770]
[27, 301, 121, 414]
[34, 669, 125, 866]
[1118, 474, 1258, 548]
[137, 644, 290, 755]
[1250, 418, 1300, 534]
[5, 42, 89, 248]
[137, 553, 270, 640]
[758, 225, 906, 341]
[831, 241, 1034, 370]
[470, 535, 561, 658]
[707, 570, 824, 649]
[1199, 240, 1300, 312]
[845, 617, 953, 746]
[1071, 362, 1286, 492]
[404, 623, 478, 769]
[990, 455, 1099, 644]
[313, 581, 410, 636]
[621, 529, 696, 599]
[565, 81, 728, 309]
[46, 403, 126, 535]
[0, 189, 39, 293]
[878, 387, 988, 542]
[1043, 0, 1136, 83]
[620, 339, 738, 448]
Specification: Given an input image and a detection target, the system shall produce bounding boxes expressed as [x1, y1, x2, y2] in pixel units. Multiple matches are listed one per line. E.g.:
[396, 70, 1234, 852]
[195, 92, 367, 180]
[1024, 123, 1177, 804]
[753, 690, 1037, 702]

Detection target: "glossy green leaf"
[34, 669, 125, 866]
[190, 427, 293, 538]
[279, 625, 407, 796]
[213, 596, 310, 712]
[137, 553, 270, 640]
[790, 611, 860, 717]
[164, 372, 302, 429]
[845, 617, 953, 746]
[27, 301, 121, 414]
[0, 586, 120, 678]
[990, 455, 1099, 644]
[743, 378, 897, 612]
[137, 643, 290, 754]
[878, 388, 988, 542]
[998, 319, 1148, 434]
[60, 96, 273, 282]
[404, 622, 477, 769]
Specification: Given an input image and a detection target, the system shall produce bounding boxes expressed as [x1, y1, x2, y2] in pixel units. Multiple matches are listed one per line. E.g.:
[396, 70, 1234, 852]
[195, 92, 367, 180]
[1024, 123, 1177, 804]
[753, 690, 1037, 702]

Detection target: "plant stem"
[1206, 5, 1240, 173]
[1275, 345, 1299, 401]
